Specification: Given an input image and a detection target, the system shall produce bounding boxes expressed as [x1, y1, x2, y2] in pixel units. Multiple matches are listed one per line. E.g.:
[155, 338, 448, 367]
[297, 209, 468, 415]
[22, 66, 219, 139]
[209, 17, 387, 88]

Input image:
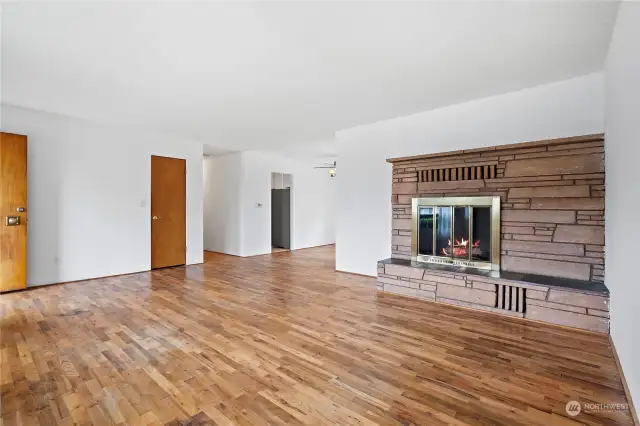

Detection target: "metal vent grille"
[418, 165, 496, 182]
[496, 284, 526, 313]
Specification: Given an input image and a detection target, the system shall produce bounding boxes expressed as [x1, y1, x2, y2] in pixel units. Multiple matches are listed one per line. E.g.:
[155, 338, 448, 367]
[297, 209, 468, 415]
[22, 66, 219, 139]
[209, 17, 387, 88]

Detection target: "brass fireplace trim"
[411, 196, 501, 271]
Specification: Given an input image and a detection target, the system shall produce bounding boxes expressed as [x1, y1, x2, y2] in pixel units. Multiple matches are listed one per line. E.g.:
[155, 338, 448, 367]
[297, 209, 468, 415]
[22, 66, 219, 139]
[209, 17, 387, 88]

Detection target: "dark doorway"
[271, 188, 291, 250]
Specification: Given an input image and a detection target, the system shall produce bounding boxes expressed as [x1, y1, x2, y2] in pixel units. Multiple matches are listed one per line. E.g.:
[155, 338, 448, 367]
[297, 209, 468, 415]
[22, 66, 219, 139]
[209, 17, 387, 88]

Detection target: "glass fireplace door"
[412, 196, 500, 270]
[435, 207, 451, 258]
[418, 207, 434, 257]
[452, 207, 470, 259]
[471, 207, 491, 262]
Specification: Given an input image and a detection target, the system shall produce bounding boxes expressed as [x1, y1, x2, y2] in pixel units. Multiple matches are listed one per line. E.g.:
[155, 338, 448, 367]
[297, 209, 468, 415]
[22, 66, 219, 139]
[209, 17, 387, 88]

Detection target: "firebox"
[411, 196, 501, 271]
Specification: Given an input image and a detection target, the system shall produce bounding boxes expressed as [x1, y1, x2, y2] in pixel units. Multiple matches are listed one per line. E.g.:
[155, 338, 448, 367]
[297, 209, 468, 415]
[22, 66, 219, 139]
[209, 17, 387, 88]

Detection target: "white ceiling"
[2, 1, 619, 155]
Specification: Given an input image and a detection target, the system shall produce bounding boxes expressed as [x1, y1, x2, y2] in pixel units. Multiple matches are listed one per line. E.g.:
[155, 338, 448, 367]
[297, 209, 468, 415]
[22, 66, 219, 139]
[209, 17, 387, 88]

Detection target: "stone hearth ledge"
[377, 258, 609, 333]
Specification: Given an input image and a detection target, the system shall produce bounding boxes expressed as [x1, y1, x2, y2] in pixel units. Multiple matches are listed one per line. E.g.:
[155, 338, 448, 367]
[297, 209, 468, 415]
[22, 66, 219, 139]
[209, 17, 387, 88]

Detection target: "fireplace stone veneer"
[379, 134, 609, 333]
[377, 258, 609, 333]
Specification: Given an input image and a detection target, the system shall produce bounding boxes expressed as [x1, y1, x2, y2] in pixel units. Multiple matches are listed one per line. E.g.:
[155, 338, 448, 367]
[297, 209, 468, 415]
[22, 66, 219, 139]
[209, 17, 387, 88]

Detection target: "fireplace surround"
[377, 134, 610, 333]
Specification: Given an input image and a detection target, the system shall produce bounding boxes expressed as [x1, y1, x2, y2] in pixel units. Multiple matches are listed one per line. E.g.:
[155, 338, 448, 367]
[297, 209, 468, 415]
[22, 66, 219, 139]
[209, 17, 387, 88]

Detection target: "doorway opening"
[271, 172, 292, 252]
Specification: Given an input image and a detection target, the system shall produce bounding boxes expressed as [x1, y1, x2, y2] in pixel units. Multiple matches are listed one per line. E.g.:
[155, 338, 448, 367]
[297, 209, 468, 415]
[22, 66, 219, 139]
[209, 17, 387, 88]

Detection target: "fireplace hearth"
[412, 196, 500, 271]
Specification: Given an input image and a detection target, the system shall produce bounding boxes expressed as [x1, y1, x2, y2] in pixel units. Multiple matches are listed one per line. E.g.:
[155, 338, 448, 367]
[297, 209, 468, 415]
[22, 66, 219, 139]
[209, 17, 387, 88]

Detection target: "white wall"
[1, 105, 204, 286]
[605, 3, 640, 413]
[336, 73, 605, 276]
[203, 153, 243, 256]
[241, 151, 336, 256]
[203, 151, 336, 257]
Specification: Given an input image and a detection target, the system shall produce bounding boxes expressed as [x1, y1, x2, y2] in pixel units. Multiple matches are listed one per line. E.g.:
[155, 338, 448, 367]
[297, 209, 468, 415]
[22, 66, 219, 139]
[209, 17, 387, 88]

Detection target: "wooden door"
[1, 133, 28, 292]
[151, 155, 186, 269]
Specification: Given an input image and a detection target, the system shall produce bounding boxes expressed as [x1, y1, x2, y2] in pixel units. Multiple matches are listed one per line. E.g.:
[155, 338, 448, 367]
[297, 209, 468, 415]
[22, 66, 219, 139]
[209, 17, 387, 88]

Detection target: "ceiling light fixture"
[314, 161, 337, 178]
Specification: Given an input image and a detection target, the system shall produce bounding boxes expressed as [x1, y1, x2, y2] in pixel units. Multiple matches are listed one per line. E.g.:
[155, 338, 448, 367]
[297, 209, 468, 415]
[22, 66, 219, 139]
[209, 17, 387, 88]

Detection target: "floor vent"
[496, 284, 526, 313]
[418, 164, 496, 182]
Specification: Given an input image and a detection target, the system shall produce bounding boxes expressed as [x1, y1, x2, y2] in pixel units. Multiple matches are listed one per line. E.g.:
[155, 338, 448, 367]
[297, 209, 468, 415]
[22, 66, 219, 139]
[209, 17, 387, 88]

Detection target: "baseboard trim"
[204, 250, 244, 257]
[1, 262, 205, 294]
[2, 269, 151, 294]
[205, 244, 336, 258]
[335, 269, 376, 278]
[609, 335, 639, 424]
[292, 243, 335, 251]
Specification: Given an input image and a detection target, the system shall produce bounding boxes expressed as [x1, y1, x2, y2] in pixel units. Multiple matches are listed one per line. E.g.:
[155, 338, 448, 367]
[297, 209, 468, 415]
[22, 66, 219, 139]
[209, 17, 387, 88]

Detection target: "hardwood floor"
[1, 246, 633, 425]
[271, 247, 289, 254]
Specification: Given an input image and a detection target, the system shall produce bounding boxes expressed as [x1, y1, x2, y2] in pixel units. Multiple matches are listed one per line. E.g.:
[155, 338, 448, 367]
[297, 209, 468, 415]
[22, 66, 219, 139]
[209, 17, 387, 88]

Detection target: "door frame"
[150, 155, 187, 269]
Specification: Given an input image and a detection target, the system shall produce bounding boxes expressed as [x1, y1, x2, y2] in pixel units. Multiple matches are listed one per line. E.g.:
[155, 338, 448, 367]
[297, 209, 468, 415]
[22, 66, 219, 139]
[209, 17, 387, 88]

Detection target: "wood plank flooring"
[1, 245, 634, 425]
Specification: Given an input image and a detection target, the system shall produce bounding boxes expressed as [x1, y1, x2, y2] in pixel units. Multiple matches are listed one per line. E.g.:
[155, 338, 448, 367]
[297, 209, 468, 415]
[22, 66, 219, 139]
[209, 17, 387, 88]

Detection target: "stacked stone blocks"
[389, 134, 605, 282]
[377, 261, 609, 333]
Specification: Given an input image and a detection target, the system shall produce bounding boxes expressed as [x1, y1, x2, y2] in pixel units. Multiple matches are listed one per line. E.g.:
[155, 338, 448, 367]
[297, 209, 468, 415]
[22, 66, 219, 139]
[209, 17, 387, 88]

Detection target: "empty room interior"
[1, 1, 640, 425]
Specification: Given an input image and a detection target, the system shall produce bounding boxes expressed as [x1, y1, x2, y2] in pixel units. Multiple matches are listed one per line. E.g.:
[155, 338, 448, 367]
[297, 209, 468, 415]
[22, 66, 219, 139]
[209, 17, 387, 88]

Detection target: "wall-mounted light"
[329, 168, 336, 178]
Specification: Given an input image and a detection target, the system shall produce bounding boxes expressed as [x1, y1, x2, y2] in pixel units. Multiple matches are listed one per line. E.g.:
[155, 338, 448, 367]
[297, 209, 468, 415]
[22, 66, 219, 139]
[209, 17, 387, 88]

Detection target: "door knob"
[6, 216, 20, 226]
[152, 216, 162, 220]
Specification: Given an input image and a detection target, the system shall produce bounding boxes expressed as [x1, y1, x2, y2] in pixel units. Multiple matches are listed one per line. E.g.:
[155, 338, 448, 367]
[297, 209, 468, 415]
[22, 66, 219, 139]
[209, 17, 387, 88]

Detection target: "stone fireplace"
[377, 134, 610, 332]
